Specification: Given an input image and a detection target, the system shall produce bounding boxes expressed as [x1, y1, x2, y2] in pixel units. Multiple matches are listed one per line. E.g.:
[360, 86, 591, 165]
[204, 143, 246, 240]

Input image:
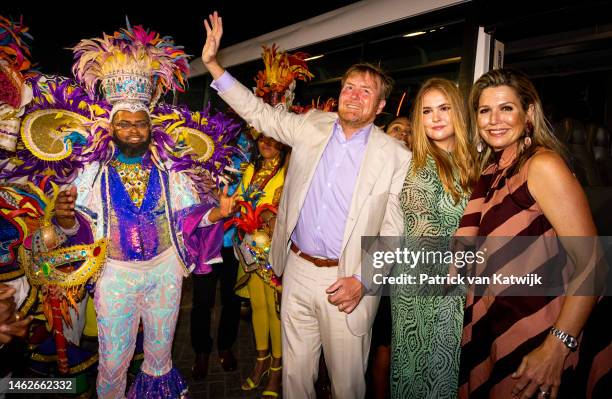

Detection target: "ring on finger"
[539, 387, 550, 397]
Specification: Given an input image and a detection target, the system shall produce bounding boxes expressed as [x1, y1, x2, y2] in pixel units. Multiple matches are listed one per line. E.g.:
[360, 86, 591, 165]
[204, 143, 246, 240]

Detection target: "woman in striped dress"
[457, 69, 607, 398]
[391, 78, 477, 398]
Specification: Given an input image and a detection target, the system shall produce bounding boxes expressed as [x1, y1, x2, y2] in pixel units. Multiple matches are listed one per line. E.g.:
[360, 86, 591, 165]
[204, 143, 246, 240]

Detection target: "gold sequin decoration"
[110, 160, 150, 207]
[250, 156, 281, 189]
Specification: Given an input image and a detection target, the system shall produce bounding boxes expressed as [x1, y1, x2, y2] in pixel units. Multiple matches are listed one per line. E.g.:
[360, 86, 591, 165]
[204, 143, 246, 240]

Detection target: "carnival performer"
[2, 16, 141, 392]
[51, 24, 238, 399]
[231, 133, 287, 397]
[1, 74, 126, 397]
[0, 16, 36, 392]
[0, 13, 35, 319]
[225, 44, 312, 398]
[0, 15, 33, 155]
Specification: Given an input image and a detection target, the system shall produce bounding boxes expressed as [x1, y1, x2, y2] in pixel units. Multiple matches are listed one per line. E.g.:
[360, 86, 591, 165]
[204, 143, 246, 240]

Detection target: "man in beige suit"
[202, 12, 410, 398]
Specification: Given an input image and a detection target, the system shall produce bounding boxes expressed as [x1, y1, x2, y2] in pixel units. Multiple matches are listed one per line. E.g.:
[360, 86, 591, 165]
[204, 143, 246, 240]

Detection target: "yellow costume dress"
[234, 157, 285, 359]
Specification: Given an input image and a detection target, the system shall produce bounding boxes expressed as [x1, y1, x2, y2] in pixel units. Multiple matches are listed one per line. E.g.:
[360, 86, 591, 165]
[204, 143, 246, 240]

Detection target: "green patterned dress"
[390, 155, 468, 399]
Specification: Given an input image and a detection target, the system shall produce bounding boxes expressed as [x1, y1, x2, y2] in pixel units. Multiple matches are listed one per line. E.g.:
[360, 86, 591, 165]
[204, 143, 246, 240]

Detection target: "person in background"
[0, 283, 32, 399]
[231, 134, 288, 398]
[226, 43, 309, 399]
[189, 133, 251, 379]
[0, 16, 38, 397]
[0, 283, 32, 344]
[367, 116, 414, 399]
[386, 116, 412, 149]
[366, 294, 391, 399]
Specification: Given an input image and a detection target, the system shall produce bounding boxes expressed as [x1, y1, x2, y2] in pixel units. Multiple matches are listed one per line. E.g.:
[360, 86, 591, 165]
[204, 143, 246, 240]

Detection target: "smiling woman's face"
[477, 85, 532, 151]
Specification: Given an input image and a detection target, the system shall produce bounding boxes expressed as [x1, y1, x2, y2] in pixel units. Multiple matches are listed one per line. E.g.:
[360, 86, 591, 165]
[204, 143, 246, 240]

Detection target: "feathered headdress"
[0, 15, 34, 152]
[71, 21, 189, 119]
[291, 97, 337, 114]
[253, 44, 313, 109]
[0, 75, 109, 186]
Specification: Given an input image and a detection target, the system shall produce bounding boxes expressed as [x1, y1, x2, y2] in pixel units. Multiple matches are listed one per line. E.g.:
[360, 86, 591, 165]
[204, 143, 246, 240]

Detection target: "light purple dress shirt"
[211, 71, 371, 260]
[290, 122, 370, 259]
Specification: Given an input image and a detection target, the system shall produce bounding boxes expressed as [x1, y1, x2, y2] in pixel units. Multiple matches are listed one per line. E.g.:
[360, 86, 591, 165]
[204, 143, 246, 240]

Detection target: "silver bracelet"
[550, 326, 578, 351]
[58, 219, 80, 237]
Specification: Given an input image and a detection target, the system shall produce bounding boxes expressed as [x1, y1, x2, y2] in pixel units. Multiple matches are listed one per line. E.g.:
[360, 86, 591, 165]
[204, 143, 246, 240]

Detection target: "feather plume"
[71, 23, 189, 103]
[153, 102, 244, 194]
[0, 15, 33, 74]
[254, 44, 313, 105]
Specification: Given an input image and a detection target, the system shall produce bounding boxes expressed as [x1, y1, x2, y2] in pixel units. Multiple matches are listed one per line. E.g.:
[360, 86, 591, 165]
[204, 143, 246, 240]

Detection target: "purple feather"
[0, 75, 110, 187]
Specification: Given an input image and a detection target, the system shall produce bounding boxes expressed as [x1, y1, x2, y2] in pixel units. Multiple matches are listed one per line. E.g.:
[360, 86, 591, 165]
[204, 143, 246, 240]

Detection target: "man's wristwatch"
[550, 326, 578, 351]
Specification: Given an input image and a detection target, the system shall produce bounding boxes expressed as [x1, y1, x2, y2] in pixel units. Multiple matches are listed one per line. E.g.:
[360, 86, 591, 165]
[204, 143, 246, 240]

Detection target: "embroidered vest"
[106, 163, 172, 261]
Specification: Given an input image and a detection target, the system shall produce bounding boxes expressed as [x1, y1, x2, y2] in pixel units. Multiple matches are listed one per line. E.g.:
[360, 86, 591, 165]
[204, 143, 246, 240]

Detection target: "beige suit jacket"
[218, 77, 411, 335]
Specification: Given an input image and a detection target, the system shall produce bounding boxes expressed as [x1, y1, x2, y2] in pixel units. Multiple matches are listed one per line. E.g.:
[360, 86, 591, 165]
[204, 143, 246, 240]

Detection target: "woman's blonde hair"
[411, 78, 477, 203]
[468, 69, 566, 175]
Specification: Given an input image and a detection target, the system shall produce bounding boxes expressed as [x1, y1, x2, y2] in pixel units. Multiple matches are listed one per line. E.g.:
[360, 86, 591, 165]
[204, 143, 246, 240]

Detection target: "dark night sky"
[2, 1, 358, 76]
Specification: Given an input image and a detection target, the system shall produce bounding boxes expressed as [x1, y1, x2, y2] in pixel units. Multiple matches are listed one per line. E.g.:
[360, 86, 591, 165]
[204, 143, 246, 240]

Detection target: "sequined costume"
[235, 159, 285, 293]
[64, 23, 236, 399]
[70, 153, 223, 398]
[0, 17, 100, 394]
[0, 15, 36, 306]
[222, 46, 311, 396]
[225, 159, 283, 360]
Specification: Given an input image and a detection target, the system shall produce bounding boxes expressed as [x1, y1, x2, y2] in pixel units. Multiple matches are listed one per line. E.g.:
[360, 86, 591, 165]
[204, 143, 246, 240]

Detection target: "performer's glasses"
[114, 121, 150, 130]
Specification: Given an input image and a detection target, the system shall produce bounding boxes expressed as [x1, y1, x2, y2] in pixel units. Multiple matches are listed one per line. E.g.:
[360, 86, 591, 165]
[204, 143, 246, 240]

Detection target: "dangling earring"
[524, 120, 533, 148]
[476, 141, 484, 153]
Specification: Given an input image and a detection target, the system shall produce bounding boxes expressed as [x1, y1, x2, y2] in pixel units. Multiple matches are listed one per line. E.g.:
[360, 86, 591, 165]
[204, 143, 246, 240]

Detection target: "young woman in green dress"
[390, 78, 477, 398]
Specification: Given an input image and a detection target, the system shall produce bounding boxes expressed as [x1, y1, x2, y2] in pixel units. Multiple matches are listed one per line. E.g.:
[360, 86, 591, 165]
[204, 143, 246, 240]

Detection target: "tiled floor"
[7, 276, 274, 399]
[173, 276, 269, 399]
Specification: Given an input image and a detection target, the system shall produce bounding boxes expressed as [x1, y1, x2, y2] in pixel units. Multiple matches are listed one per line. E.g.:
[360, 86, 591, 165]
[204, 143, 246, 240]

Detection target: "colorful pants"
[248, 272, 282, 358]
[94, 249, 183, 399]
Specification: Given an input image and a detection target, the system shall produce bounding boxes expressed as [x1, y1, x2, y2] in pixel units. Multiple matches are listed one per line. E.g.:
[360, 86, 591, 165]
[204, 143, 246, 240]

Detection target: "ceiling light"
[304, 54, 324, 61]
[403, 31, 426, 38]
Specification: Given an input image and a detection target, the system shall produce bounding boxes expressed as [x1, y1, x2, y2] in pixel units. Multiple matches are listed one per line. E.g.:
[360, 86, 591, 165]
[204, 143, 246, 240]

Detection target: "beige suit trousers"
[281, 250, 371, 399]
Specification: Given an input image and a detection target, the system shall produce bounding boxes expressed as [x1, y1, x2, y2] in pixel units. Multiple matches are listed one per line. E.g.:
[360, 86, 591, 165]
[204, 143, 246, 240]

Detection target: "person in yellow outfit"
[233, 134, 287, 398]
[221, 43, 312, 399]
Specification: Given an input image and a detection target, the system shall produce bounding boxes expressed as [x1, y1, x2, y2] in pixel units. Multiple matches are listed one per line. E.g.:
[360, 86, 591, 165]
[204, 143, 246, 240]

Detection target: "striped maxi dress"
[456, 146, 611, 398]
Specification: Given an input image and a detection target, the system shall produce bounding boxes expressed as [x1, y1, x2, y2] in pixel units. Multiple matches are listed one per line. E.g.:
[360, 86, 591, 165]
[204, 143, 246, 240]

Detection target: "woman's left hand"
[511, 335, 570, 399]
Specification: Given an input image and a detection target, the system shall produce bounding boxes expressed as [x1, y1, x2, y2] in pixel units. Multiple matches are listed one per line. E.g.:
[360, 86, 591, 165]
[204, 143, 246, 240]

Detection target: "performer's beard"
[113, 136, 151, 158]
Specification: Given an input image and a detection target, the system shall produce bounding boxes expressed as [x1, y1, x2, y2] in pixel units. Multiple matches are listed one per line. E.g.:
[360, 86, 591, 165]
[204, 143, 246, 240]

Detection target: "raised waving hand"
[201, 11, 226, 79]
